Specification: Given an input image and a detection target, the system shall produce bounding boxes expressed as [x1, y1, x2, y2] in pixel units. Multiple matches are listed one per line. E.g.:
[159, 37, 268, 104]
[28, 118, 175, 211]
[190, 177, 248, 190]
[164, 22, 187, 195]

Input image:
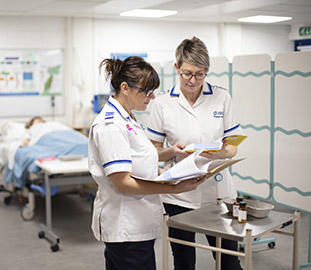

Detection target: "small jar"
[233, 197, 243, 219]
[238, 202, 247, 223]
[217, 198, 223, 205]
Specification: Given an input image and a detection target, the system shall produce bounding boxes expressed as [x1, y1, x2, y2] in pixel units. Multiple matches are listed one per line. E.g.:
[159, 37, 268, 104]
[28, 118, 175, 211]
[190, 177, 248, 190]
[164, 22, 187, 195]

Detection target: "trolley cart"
[162, 203, 300, 270]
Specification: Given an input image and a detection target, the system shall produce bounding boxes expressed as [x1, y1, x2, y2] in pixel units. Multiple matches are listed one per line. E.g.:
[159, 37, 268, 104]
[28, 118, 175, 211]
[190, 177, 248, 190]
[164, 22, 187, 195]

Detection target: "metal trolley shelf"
[162, 203, 300, 270]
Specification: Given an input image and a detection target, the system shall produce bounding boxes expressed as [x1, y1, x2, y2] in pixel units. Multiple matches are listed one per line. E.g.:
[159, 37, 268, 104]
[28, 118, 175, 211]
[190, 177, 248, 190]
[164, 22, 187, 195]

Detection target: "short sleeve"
[146, 97, 166, 142]
[223, 91, 243, 135]
[91, 123, 132, 176]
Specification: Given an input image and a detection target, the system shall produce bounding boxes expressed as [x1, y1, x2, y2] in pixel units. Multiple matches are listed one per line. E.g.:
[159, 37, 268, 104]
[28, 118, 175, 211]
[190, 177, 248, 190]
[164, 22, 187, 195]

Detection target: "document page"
[184, 135, 247, 153]
[155, 151, 207, 182]
[132, 151, 245, 184]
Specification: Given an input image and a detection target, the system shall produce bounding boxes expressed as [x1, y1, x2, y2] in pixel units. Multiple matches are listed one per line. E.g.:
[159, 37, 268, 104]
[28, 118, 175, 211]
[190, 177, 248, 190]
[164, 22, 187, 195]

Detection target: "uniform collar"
[107, 96, 131, 121]
[169, 82, 213, 117]
[106, 97, 143, 128]
[169, 81, 213, 97]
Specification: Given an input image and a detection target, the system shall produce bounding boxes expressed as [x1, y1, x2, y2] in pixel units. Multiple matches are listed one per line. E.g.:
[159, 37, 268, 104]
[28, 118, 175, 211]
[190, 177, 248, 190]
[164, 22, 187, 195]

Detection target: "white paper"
[184, 141, 222, 152]
[154, 151, 208, 182]
[132, 151, 244, 184]
[184, 134, 247, 153]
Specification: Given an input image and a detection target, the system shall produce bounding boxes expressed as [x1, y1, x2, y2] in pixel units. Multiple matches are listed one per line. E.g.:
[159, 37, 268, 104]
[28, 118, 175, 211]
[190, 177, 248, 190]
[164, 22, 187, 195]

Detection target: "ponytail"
[99, 58, 124, 94]
[99, 56, 159, 95]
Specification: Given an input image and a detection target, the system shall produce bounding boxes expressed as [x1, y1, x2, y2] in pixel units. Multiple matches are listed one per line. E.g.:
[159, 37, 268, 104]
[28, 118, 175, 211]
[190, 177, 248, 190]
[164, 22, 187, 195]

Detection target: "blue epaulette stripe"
[147, 127, 166, 137]
[224, 124, 240, 134]
[105, 112, 114, 116]
[107, 101, 124, 118]
[105, 116, 114, 120]
[103, 160, 132, 168]
[203, 82, 213, 95]
[170, 86, 179, 97]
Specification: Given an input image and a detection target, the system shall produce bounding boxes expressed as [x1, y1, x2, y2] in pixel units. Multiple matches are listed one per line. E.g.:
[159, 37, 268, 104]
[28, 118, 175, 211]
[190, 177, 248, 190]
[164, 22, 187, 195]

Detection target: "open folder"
[184, 134, 247, 153]
[133, 151, 245, 185]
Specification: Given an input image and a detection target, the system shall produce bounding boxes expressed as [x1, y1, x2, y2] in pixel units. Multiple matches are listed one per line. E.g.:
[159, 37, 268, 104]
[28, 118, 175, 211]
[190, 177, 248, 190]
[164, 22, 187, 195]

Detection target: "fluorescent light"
[120, 9, 177, 18]
[238, 15, 292, 23]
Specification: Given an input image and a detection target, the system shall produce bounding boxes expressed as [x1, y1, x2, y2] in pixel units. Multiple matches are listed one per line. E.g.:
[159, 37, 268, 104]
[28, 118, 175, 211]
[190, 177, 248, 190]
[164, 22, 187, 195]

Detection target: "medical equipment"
[0, 121, 90, 222]
[92, 94, 109, 114]
[224, 198, 274, 219]
[162, 204, 300, 270]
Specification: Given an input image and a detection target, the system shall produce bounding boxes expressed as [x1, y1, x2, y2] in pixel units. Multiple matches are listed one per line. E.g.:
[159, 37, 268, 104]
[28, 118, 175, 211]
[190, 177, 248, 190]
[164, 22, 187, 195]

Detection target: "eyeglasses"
[127, 83, 155, 97]
[180, 71, 207, 81]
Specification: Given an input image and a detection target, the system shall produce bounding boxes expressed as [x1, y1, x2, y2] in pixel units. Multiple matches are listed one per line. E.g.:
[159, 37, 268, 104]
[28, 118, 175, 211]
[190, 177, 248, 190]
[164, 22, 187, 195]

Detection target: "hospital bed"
[0, 121, 93, 223]
[0, 121, 29, 207]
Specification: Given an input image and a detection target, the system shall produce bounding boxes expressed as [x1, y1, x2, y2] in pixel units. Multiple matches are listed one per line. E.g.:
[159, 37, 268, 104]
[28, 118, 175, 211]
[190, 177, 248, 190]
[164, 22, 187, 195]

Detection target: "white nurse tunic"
[147, 82, 243, 209]
[88, 97, 163, 242]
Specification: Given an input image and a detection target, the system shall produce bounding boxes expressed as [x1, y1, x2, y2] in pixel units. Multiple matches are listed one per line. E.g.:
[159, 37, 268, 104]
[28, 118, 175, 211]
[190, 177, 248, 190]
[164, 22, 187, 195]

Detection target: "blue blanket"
[4, 130, 88, 188]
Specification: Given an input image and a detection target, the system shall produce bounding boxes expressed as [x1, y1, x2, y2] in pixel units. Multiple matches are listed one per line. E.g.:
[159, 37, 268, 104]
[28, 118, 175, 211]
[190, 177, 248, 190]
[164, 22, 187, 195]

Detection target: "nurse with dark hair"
[88, 56, 206, 270]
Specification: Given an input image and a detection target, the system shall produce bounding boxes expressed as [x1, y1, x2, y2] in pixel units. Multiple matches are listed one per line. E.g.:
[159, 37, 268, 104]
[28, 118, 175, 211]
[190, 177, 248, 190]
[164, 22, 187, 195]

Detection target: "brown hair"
[99, 56, 160, 95]
[25, 116, 44, 129]
[175, 37, 210, 71]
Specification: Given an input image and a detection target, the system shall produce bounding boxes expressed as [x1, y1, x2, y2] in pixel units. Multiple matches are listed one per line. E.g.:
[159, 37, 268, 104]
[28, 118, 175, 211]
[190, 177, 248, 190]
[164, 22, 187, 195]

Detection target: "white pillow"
[0, 121, 27, 141]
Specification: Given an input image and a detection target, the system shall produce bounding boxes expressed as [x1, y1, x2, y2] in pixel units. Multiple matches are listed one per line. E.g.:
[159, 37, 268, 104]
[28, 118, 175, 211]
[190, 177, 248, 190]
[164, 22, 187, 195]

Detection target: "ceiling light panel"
[238, 15, 292, 23]
[120, 9, 177, 18]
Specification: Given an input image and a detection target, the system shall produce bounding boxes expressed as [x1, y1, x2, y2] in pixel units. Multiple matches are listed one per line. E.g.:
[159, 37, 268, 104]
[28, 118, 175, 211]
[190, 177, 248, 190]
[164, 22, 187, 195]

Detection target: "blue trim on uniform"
[224, 124, 240, 134]
[103, 160, 132, 168]
[169, 82, 213, 96]
[107, 100, 128, 119]
[104, 116, 114, 120]
[203, 82, 213, 95]
[170, 86, 179, 97]
[147, 127, 166, 137]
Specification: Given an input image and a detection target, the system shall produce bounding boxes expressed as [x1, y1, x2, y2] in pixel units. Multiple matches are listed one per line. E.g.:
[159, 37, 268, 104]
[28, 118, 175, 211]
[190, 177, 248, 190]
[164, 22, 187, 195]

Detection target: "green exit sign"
[299, 26, 311, 37]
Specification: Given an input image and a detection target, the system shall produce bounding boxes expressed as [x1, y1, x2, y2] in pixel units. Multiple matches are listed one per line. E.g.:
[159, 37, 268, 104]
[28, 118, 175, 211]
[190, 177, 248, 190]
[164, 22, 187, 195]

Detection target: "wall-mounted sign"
[0, 49, 63, 96]
[299, 26, 311, 37]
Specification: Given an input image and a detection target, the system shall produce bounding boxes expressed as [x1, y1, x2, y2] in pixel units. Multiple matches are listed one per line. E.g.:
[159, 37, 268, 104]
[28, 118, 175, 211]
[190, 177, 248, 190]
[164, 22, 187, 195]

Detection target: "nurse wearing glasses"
[88, 56, 206, 270]
[147, 38, 243, 270]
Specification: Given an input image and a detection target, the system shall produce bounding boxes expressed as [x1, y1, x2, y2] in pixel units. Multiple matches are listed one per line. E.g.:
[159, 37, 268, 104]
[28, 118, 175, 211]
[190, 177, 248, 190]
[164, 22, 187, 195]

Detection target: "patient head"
[25, 116, 45, 129]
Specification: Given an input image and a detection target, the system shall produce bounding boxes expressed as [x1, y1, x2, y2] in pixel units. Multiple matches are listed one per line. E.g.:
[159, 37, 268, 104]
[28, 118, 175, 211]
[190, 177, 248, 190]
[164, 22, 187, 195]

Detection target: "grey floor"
[0, 191, 310, 270]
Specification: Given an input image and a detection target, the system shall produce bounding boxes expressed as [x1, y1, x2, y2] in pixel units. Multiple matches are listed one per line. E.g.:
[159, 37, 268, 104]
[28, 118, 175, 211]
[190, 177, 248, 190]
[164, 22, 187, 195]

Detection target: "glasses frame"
[127, 83, 155, 97]
[179, 71, 207, 81]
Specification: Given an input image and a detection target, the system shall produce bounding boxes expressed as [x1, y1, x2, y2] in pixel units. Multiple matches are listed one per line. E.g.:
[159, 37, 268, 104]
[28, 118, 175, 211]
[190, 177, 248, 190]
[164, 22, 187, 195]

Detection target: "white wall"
[94, 19, 220, 65]
[240, 24, 292, 60]
[0, 16, 67, 124]
[0, 16, 65, 49]
[0, 16, 292, 126]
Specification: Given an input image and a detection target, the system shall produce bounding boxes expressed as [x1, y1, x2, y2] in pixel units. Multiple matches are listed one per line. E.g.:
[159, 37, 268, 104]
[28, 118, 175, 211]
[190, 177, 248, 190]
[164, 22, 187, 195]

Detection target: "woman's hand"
[200, 143, 237, 160]
[110, 172, 206, 195]
[171, 142, 189, 159]
[152, 140, 189, 161]
[174, 175, 207, 194]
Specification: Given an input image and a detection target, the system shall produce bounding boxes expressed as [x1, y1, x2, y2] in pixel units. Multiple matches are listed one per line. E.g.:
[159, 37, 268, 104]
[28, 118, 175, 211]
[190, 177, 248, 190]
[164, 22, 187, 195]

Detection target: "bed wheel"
[51, 244, 59, 252]
[0, 184, 6, 192]
[268, 242, 276, 249]
[38, 231, 45, 239]
[4, 196, 12, 205]
[21, 206, 35, 221]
